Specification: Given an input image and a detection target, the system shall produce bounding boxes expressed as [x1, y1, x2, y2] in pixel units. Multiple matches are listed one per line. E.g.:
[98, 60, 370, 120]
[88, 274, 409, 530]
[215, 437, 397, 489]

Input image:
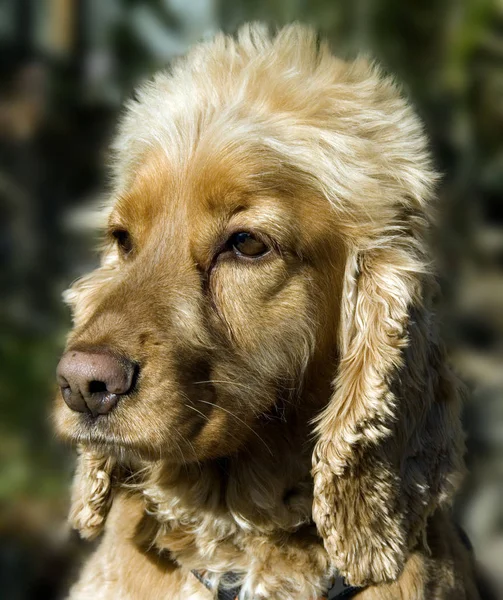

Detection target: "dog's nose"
[56, 349, 135, 417]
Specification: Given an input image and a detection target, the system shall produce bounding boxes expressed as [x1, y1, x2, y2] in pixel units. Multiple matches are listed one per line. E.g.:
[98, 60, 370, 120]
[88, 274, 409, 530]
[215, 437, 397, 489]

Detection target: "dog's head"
[54, 24, 464, 586]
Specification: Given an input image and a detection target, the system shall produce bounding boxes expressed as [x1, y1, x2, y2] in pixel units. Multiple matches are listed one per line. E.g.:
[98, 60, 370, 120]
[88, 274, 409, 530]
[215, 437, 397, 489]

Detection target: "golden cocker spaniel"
[54, 23, 481, 600]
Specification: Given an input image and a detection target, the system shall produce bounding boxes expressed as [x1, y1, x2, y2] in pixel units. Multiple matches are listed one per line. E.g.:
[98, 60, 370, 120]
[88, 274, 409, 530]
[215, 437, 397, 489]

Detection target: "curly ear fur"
[312, 178, 465, 583]
[277, 44, 469, 586]
[69, 447, 118, 540]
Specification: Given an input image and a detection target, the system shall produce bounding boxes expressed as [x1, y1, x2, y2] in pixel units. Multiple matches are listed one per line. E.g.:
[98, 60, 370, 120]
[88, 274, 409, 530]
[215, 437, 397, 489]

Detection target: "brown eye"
[229, 231, 269, 258]
[112, 229, 133, 255]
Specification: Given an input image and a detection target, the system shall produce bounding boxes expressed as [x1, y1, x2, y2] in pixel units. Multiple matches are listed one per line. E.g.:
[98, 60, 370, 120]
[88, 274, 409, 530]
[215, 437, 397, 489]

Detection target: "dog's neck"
[134, 375, 332, 578]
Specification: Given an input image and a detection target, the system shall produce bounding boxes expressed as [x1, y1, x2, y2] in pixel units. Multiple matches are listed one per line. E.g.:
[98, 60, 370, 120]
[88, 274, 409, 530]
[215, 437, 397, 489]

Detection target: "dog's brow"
[227, 200, 297, 240]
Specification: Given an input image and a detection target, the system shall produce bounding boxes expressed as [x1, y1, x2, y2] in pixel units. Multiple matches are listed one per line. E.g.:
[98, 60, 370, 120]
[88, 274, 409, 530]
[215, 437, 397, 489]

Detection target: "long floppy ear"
[69, 446, 118, 540]
[303, 57, 467, 584]
[312, 225, 465, 585]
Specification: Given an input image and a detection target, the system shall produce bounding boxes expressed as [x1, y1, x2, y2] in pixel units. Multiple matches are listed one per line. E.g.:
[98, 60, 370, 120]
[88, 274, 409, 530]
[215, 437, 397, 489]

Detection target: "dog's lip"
[61, 416, 135, 449]
[55, 402, 117, 437]
[76, 411, 112, 425]
[59, 411, 111, 438]
[61, 421, 171, 460]
[58, 404, 150, 448]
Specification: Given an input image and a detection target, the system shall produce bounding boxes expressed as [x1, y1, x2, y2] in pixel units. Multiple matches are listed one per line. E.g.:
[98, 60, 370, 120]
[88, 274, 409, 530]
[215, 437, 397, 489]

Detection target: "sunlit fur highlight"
[56, 23, 480, 600]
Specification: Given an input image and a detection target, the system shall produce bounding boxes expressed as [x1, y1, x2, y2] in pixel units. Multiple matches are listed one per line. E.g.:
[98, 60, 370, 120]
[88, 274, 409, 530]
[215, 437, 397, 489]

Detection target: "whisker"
[193, 378, 301, 408]
[185, 403, 247, 451]
[192, 378, 271, 414]
[182, 434, 203, 474]
[184, 403, 210, 422]
[196, 399, 273, 456]
[193, 378, 262, 396]
[172, 436, 190, 476]
[194, 378, 252, 389]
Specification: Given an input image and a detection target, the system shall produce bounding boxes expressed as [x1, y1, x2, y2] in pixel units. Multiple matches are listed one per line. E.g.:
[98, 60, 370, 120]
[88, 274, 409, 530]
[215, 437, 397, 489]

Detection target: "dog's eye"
[112, 229, 133, 256]
[229, 232, 269, 258]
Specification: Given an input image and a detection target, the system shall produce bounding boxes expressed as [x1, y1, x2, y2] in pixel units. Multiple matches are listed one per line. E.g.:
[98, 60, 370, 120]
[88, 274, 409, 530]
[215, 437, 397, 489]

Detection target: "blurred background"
[0, 0, 502, 598]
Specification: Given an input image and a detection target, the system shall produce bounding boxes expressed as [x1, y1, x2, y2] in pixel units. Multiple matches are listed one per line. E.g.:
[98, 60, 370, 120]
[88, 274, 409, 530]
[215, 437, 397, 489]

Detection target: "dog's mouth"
[55, 400, 131, 444]
[54, 377, 223, 461]
[55, 409, 175, 462]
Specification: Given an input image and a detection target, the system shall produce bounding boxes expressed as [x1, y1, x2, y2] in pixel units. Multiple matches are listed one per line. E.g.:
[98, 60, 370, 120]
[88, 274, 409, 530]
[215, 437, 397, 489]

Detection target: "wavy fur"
[55, 23, 479, 600]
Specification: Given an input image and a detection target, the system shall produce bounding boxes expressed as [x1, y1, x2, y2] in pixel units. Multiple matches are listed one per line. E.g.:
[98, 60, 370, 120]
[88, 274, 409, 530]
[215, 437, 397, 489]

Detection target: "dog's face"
[53, 141, 344, 461]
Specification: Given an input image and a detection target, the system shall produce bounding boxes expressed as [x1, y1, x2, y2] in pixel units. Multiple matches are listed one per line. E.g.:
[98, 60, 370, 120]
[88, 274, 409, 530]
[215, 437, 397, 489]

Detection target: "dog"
[54, 23, 481, 599]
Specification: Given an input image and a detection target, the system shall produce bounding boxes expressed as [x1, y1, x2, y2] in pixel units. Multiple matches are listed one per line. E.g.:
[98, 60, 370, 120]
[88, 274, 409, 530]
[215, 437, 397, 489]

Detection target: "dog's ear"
[312, 236, 465, 585]
[305, 60, 466, 585]
[69, 447, 117, 540]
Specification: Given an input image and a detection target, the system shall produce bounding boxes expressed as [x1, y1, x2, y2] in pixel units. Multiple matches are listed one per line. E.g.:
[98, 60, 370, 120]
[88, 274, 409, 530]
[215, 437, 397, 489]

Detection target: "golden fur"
[54, 23, 480, 599]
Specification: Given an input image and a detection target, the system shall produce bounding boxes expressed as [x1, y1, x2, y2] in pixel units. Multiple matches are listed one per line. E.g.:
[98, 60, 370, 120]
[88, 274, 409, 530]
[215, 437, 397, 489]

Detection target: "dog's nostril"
[60, 385, 75, 406]
[88, 380, 108, 394]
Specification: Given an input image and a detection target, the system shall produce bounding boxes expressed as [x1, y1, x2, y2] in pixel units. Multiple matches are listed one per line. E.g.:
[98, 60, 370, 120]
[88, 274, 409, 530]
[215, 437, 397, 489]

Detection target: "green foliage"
[0, 328, 71, 500]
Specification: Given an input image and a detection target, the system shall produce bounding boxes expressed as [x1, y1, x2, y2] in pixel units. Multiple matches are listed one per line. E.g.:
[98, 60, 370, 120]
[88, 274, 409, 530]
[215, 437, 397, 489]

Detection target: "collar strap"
[191, 570, 362, 599]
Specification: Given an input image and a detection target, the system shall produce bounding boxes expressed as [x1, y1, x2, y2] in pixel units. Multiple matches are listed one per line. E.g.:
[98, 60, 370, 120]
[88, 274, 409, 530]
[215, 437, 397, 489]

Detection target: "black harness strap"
[191, 570, 241, 600]
[327, 576, 362, 599]
[192, 570, 362, 599]
[327, 576, 361, 599]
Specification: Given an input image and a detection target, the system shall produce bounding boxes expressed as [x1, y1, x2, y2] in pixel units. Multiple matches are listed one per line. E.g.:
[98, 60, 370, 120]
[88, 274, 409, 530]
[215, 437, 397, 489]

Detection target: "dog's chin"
[53, 403, 179, 462]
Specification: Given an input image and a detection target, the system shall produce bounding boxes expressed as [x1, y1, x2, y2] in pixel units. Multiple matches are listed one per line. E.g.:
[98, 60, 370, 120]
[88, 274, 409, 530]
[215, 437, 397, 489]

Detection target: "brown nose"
[56, 349, 135, 417]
